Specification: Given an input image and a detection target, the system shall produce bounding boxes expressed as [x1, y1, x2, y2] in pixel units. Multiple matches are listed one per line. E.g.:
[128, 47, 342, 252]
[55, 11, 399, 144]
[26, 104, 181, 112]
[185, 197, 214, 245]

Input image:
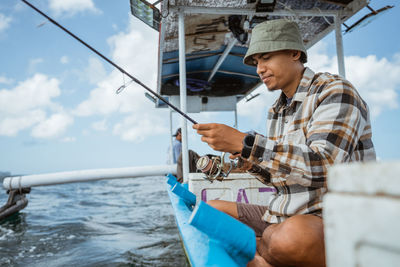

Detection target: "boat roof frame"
[157, 0, 368, 182]
[156, 0, 367, 103]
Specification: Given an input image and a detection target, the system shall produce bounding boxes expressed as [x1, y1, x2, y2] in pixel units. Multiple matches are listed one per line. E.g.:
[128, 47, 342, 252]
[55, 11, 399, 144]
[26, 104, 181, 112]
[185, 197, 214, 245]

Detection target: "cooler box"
[324, 161, 400, 267]
[188, 173, 275, 205]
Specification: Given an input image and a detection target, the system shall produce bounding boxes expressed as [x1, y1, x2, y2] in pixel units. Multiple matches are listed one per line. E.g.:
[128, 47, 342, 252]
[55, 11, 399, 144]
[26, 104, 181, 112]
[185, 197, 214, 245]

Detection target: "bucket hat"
[243, 19, 307, 66]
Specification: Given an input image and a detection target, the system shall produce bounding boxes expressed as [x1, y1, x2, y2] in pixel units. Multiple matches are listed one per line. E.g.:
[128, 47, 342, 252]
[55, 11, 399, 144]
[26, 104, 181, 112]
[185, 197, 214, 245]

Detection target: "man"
[172, 128, 182, 164]
[193, 19, 376, 267]
[173, 127, 200, 183]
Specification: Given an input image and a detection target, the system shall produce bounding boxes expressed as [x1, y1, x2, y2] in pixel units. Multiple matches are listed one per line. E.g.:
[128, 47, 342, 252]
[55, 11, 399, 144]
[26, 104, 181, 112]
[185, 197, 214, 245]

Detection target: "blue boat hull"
[167, 182, 246, 267]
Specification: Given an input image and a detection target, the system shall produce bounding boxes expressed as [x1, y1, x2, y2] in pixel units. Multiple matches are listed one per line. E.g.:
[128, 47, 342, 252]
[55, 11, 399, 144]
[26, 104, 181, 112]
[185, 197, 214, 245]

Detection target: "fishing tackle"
[21, 0, 198, 125]
[196, 152, 244, 182]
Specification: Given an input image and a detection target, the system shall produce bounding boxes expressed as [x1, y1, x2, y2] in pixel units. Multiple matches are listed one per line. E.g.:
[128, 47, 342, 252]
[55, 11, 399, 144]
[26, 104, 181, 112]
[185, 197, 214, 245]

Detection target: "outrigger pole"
[3, 165, 177, 190]
[20, 0, 198, 125]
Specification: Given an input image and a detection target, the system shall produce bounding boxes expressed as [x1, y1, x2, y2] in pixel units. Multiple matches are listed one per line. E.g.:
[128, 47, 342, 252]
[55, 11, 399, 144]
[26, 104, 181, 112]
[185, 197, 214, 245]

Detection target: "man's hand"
[193, 123, 247, 153]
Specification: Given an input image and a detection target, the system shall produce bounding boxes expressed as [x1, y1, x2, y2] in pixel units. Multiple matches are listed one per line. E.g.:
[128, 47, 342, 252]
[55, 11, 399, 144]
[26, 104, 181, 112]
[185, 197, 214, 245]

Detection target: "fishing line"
[21, 0, 198, 125]
[116, 77, 134, 95]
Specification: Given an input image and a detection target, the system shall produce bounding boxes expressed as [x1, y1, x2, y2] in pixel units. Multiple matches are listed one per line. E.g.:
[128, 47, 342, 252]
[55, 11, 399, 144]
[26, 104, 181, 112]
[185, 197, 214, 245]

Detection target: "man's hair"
[282, 50, 308, 64]
[299, 52, 307, 64]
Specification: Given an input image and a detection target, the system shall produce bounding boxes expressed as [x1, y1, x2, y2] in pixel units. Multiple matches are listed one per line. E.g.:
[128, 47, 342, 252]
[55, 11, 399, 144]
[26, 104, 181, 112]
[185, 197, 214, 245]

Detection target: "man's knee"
[259, 215, 325, 266]
[275, 215, 323, 249]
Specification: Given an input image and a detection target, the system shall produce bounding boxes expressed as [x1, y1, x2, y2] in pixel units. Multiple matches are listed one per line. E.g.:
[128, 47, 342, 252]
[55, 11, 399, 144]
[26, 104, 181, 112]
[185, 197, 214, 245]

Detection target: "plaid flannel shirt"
[247, 67, 376, 223]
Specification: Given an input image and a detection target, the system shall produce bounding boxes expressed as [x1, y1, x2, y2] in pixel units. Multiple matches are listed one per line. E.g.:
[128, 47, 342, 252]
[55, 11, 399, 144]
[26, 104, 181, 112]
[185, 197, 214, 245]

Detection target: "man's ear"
[292, 50, 301, 61]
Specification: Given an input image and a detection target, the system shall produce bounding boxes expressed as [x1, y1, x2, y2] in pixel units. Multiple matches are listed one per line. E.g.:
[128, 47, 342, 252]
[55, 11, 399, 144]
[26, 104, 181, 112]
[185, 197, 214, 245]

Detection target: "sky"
[0, 0, 399, 175]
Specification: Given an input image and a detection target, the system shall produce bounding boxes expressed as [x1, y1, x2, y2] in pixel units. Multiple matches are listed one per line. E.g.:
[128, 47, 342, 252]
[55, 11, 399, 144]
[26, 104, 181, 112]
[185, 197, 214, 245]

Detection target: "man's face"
[176, 132, 182, 141]
[252, 50, 298, 92]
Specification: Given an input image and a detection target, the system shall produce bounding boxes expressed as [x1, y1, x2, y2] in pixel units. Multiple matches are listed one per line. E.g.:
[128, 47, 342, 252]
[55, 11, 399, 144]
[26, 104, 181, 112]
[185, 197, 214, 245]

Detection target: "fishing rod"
[21, 0, 198, 125]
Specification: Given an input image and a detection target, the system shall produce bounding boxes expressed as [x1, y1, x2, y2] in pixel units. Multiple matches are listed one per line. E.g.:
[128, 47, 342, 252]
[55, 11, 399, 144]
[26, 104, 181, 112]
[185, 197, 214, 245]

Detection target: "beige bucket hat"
[243, 19, 307, 66]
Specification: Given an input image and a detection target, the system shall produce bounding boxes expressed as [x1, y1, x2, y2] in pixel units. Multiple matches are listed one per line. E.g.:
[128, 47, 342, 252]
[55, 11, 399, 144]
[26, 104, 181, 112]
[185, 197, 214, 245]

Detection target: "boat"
[1, 0, 395, 266]
[147, 0, 393, 266]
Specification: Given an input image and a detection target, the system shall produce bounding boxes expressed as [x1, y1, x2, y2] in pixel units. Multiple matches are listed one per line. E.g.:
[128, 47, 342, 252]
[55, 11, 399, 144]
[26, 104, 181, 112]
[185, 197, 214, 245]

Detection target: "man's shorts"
[237, 202, 271, 237]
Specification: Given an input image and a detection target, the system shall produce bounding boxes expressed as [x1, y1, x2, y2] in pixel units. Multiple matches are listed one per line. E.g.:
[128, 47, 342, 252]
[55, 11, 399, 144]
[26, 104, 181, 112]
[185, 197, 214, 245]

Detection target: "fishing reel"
[196, 152, 244, 182]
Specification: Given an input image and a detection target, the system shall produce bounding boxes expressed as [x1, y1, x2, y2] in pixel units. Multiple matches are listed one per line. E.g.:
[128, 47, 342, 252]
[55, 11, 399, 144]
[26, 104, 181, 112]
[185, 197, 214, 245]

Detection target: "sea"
[0, 176, 189, 267]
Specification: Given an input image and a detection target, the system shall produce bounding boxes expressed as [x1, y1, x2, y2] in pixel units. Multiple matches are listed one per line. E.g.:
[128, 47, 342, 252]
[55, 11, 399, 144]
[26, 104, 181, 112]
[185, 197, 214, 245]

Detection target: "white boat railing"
[3, 164, 177, 190]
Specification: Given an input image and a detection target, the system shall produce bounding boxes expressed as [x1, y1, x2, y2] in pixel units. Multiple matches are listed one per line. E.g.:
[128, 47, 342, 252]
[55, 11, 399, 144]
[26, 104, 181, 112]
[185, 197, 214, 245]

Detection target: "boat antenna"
[21, 0, 198, 125]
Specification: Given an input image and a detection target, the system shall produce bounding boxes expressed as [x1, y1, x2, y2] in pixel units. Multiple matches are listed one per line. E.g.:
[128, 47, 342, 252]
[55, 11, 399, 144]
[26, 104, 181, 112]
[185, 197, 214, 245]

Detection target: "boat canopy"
[131, 0, 369, 112]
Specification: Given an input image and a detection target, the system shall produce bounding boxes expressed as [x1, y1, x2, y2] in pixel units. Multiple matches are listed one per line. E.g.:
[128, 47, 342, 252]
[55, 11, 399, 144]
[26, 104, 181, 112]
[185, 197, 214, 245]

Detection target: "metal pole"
[169, 109, 174, 163]
[208, 38, 237, 82]
[170, 6, 348, 17]
[178, 10, 189, 183]
[234, 105, 238, 129]
[335, 15, 346, 78]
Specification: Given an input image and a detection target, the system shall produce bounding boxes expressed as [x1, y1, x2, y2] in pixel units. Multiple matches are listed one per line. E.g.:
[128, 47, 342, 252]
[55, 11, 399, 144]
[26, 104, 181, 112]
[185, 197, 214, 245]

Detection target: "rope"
[18, 176, 22, 194]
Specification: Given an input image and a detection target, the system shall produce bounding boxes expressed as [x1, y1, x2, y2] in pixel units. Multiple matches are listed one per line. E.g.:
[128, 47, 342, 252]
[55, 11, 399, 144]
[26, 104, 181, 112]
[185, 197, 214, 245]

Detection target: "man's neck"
[282, 66, 305, 98]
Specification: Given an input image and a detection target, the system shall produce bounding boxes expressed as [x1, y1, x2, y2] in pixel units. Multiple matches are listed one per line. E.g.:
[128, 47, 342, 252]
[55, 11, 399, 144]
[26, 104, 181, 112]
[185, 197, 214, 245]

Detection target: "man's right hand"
[193, 123, 247, 154]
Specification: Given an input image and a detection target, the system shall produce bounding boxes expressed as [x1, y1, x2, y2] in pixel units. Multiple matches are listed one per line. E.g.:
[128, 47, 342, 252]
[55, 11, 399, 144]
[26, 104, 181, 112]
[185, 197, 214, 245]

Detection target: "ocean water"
[0, 176, 189, 267]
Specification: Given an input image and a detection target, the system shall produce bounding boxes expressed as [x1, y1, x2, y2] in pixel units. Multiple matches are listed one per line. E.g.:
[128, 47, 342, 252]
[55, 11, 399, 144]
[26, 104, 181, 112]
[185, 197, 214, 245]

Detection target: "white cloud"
[0, 75, 13, 85]
[306, 42, 400, 118]
[113, 113, 167, 142]
[237, 86, 280, 126]
[60, 56, 69, 64]
[84, 57, 107, 85]
[49, 0, 101, 16]
[73, 73, 121, 116]
[107, 19, 158, 85]
[0, 109, 46, 136]
[61, 136, 76, 142]
[0, 74, 73, 138]
[73, 19, 165, 142]
[28, 58, 44, 74]
[0, 13, 12, 32]
[306, 42, 335, 72]
[31, 113, 73, 138]
[92, 119, 107, 131]
[346, 55, 400, 117]
[0, 73, 60, 114]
